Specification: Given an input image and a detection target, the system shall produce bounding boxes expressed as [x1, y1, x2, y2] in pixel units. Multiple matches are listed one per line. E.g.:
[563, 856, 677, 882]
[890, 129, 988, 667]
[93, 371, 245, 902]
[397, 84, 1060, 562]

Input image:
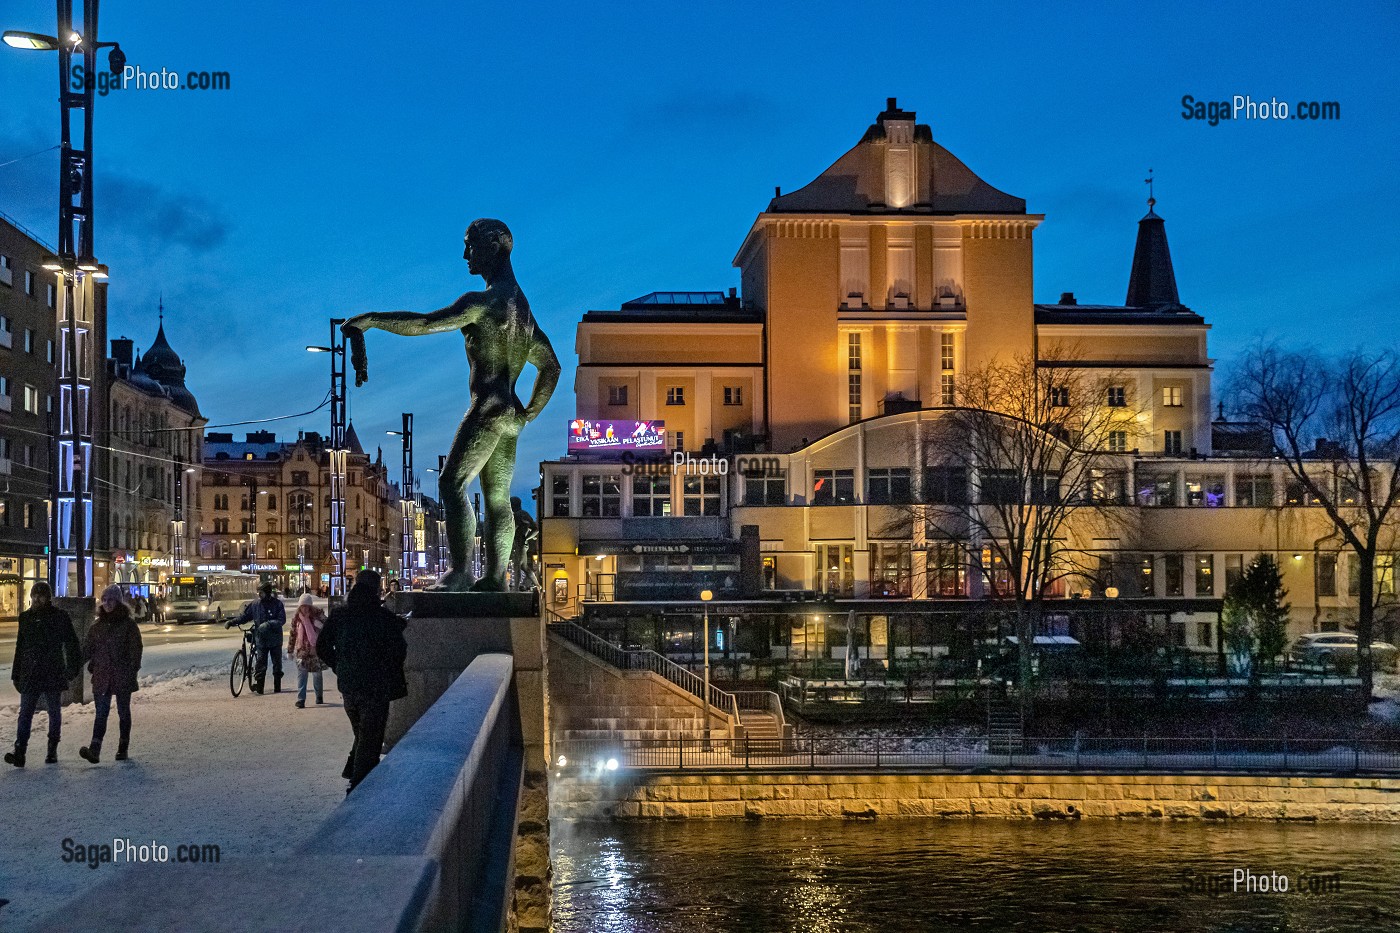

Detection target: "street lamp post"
[307, 320, 347, 596]
[6, 7, 125, 597]
[387, 414, 416, 588]
[700, 588, 713, 749]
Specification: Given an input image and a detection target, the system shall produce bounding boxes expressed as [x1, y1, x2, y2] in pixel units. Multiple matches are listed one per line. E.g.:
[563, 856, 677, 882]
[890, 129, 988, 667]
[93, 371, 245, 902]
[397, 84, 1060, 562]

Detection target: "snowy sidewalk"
[0, 659, 354, 931]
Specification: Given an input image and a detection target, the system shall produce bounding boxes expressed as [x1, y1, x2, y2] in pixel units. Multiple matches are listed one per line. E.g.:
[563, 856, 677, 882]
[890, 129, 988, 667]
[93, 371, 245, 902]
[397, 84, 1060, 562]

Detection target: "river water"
[551, 819, 1400, 932]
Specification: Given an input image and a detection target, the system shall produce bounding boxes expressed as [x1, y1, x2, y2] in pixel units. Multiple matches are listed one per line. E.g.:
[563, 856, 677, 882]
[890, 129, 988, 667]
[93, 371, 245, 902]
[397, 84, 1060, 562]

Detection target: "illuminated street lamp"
[306, 321, 347, 595]
[4, 5, 126, 596]
[700, 588, 713, 749]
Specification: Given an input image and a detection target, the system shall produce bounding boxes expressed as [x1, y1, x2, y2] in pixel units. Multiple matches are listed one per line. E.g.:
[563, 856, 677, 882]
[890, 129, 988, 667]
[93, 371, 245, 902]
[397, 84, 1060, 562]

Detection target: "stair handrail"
[731, 690, 787, 732]
[550, 621, 737, 723]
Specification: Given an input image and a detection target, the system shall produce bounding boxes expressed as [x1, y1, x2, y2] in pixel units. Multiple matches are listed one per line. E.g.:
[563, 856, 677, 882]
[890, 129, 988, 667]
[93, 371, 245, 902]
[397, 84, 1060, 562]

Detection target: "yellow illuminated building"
[541, 101, 1396, 661]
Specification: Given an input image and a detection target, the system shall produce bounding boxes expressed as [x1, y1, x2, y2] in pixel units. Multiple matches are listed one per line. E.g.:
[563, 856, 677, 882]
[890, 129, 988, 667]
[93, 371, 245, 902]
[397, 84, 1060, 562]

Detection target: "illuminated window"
[940, 374, 955, 406]
[665, 386, 684, 406]
[1195, 554, 1214, 596]
[813, 469, 854, 505]
[1162, 386, 1183, 407]
[1108, 431, 1127, 453]
[940, 333, 955, 371]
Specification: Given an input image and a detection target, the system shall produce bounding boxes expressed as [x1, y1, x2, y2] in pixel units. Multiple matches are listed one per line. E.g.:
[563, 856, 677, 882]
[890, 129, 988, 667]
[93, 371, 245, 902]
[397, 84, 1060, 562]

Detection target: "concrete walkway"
[0, 658, 353, 930]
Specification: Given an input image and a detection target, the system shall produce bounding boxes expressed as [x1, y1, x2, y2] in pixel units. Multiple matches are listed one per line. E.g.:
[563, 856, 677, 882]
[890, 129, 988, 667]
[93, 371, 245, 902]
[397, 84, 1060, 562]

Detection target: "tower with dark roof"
[135, 305, 202, 417]
[1125, 201, 1182, 310]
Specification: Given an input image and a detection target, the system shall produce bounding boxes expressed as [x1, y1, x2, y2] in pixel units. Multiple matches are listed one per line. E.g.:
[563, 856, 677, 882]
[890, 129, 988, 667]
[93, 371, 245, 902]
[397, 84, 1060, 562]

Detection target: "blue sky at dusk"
[1, 0, 1396, 497]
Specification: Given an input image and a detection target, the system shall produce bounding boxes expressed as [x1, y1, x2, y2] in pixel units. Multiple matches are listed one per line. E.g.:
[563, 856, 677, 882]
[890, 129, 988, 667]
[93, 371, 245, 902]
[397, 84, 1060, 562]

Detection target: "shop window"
[870, 543, 911, 597]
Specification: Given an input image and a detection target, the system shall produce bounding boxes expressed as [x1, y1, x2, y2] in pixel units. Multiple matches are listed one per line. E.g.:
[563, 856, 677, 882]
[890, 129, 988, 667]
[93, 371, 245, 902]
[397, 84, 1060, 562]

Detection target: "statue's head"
[511, 495, 523, 510]
[464, 218, 513, 277]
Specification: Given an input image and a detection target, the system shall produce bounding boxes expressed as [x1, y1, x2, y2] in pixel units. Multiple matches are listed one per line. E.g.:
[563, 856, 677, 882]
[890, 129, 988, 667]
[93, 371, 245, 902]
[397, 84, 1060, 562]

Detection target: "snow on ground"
[0, 639, 354, 931]
[1371, 673, 1400, 724]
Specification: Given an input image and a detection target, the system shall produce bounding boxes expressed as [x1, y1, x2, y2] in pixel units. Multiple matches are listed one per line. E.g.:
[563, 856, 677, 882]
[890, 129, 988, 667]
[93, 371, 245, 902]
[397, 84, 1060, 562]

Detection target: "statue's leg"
[472, 433, 518, 592]
[435, 409, 505, 590]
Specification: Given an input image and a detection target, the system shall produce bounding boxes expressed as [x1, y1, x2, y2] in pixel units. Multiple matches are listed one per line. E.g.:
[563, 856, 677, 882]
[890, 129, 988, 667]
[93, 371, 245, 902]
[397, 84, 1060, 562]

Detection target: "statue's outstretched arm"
[522, 327, 561, 424]
[345, 291, 486, 338]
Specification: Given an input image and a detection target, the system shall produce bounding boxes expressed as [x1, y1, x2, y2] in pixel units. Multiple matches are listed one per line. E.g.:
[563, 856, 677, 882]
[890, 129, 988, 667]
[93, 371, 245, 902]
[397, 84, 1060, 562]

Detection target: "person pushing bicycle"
[227, 582, 287, 694]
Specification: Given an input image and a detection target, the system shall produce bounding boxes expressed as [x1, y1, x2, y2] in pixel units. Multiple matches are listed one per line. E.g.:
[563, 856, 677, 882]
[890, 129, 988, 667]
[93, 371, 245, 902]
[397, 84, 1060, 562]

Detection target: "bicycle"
[228, 622, 257, 697]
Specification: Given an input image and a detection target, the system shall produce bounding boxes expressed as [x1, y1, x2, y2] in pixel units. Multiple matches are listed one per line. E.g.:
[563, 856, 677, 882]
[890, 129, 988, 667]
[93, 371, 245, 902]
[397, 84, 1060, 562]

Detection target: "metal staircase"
[988, 701, 1025, 754]
[549, 621, 788, 742]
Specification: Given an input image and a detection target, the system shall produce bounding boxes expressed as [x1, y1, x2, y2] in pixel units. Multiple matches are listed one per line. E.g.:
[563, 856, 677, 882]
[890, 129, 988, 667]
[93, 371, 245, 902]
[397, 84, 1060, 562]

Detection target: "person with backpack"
[287, 594, 327, 708]
[5, 582, 82, 768]
[227, 582, 287, 694]
[316, 570, 407, 791]
[79, 586, 143, 764]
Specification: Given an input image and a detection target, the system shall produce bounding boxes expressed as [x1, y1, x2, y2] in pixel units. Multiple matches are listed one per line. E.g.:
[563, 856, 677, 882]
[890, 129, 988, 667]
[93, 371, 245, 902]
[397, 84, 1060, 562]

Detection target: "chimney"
[774, 185, 781, 198]
[110, 337, 133, 368]
[1059, 292, 1077, 305]
[887, 97, 897, 111]
[728, 287, 737, 299]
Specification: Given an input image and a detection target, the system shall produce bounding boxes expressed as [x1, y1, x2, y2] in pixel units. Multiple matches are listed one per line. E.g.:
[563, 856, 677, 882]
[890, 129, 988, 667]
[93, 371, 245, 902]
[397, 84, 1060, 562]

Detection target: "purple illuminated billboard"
[568, 419, 666, 452]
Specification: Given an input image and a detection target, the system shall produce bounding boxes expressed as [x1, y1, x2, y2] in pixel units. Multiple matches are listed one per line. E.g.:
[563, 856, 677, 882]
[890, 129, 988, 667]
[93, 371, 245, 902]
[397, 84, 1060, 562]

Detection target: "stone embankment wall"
[551, 772, 1400, 822]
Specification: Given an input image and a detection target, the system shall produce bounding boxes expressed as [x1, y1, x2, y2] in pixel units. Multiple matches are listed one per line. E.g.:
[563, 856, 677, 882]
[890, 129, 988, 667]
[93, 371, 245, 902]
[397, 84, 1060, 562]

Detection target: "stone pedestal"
[382, 590, 552, 931]
[383, 591, 547, 771]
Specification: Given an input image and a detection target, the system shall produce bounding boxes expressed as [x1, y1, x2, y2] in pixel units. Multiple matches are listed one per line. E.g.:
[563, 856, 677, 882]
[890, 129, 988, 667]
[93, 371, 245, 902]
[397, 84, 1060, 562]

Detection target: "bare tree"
[913, 349, 1141, 717]
[1233, 345, 1400, 700]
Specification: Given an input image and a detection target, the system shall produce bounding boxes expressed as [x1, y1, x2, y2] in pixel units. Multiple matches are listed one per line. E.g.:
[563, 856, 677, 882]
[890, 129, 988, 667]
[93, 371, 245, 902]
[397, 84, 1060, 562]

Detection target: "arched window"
[266, 540, 278, 559]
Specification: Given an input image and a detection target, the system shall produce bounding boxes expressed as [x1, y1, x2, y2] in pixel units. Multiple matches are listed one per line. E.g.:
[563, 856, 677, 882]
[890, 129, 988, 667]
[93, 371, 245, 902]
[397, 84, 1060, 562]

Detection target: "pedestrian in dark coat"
[5, 582, 81, 768]
[228, 582, 287, 694]
[316, 570, 407, 791]
[79, 586, 143, 764]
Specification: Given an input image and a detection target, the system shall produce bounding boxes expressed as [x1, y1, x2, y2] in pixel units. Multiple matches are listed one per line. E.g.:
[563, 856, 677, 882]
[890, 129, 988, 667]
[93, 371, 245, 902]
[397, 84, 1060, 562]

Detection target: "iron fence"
[551, 735, 1400, 776]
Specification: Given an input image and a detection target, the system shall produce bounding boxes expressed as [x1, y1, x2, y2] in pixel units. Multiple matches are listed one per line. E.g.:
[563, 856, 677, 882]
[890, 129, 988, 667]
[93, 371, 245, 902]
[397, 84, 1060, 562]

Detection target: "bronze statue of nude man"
[343, 219, 560, 592]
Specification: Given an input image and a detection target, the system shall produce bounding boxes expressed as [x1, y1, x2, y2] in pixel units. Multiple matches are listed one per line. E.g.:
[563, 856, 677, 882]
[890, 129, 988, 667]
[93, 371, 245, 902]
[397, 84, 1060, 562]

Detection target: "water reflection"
[551, 819, 1400, 932]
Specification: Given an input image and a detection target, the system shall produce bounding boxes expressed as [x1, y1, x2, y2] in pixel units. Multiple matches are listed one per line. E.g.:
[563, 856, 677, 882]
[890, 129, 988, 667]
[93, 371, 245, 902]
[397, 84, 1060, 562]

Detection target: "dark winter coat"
[237, 596, 287, 649]
[316, 595, 407, 702]
[84, 604, 143, 696]
[11, 604, 82, 694]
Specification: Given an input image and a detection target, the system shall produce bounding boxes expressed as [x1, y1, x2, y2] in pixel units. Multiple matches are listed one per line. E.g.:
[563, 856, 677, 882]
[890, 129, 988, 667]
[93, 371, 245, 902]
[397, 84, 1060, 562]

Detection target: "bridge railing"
[551, 734, 1400, 776]
[39, 653, 526, 933]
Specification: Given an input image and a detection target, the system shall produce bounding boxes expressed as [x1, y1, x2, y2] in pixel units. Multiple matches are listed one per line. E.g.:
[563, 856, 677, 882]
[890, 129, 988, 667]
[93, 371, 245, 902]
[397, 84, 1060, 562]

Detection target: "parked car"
[1288, 632, 1400, 672]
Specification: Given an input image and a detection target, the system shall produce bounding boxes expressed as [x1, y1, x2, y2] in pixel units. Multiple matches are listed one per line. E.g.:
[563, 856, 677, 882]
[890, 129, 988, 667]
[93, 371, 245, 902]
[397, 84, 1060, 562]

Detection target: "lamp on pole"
[426, 455, 447, 576]
[307, 320, 347, 596]
[6, 7, 125, 597]
[700, 588, 713, 749]
[386, 414, 415, 588]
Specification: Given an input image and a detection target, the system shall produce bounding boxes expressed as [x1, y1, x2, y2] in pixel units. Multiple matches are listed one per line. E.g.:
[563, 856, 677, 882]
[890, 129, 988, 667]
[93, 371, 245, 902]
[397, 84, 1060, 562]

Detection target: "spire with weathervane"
[1125, 169, 1182, 310]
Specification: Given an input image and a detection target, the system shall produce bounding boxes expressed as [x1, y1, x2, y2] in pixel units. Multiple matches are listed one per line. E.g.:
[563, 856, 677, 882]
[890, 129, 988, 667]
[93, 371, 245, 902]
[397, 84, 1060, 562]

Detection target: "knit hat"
[298, 593, 315, 608]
